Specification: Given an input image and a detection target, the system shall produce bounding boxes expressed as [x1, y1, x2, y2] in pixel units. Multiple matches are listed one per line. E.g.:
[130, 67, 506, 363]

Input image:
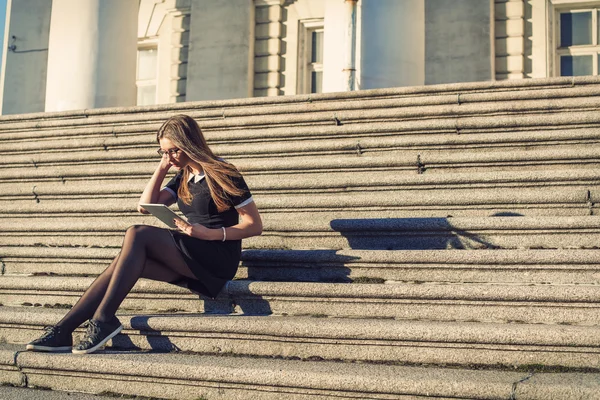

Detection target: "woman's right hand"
[159, 153, 172, 172]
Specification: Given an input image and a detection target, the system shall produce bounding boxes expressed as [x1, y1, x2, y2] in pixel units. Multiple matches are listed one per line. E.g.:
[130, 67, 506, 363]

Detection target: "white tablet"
[139, 203, 187, 229]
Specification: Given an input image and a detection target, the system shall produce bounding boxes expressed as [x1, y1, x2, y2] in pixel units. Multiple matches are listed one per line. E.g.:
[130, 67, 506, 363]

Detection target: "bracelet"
[221, 226, 226, 242]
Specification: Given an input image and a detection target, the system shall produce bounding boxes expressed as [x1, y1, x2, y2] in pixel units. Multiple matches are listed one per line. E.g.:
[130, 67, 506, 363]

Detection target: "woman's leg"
[28, 226, 194, 352]
[54, 253, 121, 333]
[56, 226, 193, 331]
[92, 225, 194, 323]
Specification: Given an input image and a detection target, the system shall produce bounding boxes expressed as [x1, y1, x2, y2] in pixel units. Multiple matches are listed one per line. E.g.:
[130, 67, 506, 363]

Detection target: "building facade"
[0, 0, 595, 115]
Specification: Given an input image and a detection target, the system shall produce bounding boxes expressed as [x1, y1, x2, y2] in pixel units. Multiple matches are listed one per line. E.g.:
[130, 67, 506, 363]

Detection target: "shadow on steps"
[241, 249, 357, 283]
[329, 216, 506, 250]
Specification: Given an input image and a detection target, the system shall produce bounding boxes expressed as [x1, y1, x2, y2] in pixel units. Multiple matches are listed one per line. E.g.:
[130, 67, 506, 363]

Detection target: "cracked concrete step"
[3, 248, 600, 285]
[1, 187, 597, 217]
[1, 170, 598, 202]
[4, 96, 600, 144]
[6, 116, 600, 154]
[4, 136, 600, 170]
[4, 110, 600, 154]
[0, 76, 598, 131]
[3, 108, 600, 152]
[247, 215, 600, 250]
[4, 118, 600, 156]
[2, 277, 600, 324]
[238, 248, 600, 284]
[1, 343, 599, 400]
[2, 215, 600, 249]
[0, 387, 119, 400]
[1, 307, 600, 369]
[2, 147, 600, 180]
[3, 126, 600, 162]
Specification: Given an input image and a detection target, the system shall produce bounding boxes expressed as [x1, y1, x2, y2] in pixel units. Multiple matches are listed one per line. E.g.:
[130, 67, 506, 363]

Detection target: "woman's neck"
[189, 162, 203, 176]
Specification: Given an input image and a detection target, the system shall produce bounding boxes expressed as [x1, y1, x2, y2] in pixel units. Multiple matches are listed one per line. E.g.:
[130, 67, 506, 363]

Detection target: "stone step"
[2, 147, 599, 183]
[2, 216, 599, 249]
[0, 386, 119, 400]
[0, 76, 597, 132]
[5, 131, 600, 167]
[2, 103, 600, 151]
[239, 248, 600, 284]
[2, 169, 597, 201]
[3, 124, 600, 162]
[3, 248, 600, 285]
[1, 187, 597, 217]
[1, 343, 598, 400]
[2, 277, 600, 324]
[3, 77, 600, 400]
[248, 215, 600, 250]
[1, 307, 599, 369]
[3, 96, 600, 148]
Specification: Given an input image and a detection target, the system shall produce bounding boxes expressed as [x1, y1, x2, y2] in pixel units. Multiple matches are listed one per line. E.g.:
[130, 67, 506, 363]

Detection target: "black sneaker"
[26, 325, 73, 352]
[72, 317, 123, 355]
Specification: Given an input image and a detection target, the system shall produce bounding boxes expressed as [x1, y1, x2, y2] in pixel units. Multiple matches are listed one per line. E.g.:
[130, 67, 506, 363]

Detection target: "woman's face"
[159, 137, 191, 170]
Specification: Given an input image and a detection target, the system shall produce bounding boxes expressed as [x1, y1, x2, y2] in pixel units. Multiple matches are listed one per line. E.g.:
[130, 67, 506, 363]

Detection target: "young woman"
[26, 114, 262, 354]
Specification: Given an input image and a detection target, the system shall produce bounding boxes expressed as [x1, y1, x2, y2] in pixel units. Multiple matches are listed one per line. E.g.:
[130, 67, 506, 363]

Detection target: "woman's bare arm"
[173, 201, 263, 240]
[224, 201, 263, 239]
[137, 156, 177, 214]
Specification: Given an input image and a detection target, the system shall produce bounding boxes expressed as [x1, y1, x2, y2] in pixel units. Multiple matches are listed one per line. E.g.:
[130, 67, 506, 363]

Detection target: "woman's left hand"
[173, 219, 213, 239]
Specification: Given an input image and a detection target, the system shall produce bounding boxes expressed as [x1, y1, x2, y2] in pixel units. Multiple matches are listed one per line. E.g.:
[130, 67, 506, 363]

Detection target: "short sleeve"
[162, 171, 182, 199]
[228, 173, 253, 209]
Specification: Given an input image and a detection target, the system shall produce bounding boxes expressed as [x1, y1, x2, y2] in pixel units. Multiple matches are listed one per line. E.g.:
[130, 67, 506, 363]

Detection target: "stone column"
[360, 0, 425, 89]
[424, 0, 491, 84]
[254, 0, 284, 97]
[44, 0, 138, 112]
[186, 0, 254, 101]
[0, 0, 52, 115]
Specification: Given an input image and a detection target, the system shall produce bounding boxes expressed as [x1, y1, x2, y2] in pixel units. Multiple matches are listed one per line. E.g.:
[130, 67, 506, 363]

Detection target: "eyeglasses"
[157, 148, 182, 157]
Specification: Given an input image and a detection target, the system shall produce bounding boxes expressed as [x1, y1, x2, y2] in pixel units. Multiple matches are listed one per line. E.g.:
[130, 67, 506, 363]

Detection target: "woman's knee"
[125, 224, 153, 235]
[125, 224, 157, 243]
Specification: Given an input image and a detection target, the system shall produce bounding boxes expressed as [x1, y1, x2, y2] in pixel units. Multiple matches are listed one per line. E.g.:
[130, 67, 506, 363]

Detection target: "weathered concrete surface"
[517, 373, 600, 399]
[3, 276, 600, 324]
[0, 344, 24, 386]
[4, 248, 600, 284]
[0, 344, 595, 400]
[2, 77, 600, 399]
[0, 344, 539, 400]
[0, 75, 597, 125]
[0, 387, 119, 400]
[2, 307, 600, 369]
[3, 215, 600, 250]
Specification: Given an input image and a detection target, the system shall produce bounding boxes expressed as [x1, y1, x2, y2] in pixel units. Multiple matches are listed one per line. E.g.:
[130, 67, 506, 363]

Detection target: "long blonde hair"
[156, 115, 244, 212]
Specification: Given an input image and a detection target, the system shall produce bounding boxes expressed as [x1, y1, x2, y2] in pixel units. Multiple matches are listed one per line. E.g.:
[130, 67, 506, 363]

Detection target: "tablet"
[139, 203, 187, 229]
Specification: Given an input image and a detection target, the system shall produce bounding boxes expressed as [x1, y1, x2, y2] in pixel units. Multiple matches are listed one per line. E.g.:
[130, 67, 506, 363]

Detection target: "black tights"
[56, 225, 195, 333]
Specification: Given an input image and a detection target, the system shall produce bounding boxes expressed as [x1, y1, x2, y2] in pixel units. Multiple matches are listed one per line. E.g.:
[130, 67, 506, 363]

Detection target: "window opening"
[137, 46, 158, 105]
[556, 8, 600, 76]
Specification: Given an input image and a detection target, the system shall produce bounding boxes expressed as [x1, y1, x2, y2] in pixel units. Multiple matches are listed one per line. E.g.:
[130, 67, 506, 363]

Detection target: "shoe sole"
[71, 324, 123, 355]
[26, 344, 72, 352]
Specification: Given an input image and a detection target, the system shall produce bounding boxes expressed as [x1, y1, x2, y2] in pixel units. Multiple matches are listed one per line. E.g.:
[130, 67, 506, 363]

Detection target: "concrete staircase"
[1, 76, 600, 399]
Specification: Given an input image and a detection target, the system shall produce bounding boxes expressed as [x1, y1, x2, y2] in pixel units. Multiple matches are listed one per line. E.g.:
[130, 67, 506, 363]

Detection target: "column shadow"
[328, 216, 524, 250]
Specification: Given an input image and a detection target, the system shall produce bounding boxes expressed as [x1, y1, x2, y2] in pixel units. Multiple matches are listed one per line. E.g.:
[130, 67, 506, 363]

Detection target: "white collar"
[187, 172, 205, 183]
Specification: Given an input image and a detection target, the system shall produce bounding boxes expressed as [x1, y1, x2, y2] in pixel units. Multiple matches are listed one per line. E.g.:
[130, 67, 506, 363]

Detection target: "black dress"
[162, 169, 253, 298]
